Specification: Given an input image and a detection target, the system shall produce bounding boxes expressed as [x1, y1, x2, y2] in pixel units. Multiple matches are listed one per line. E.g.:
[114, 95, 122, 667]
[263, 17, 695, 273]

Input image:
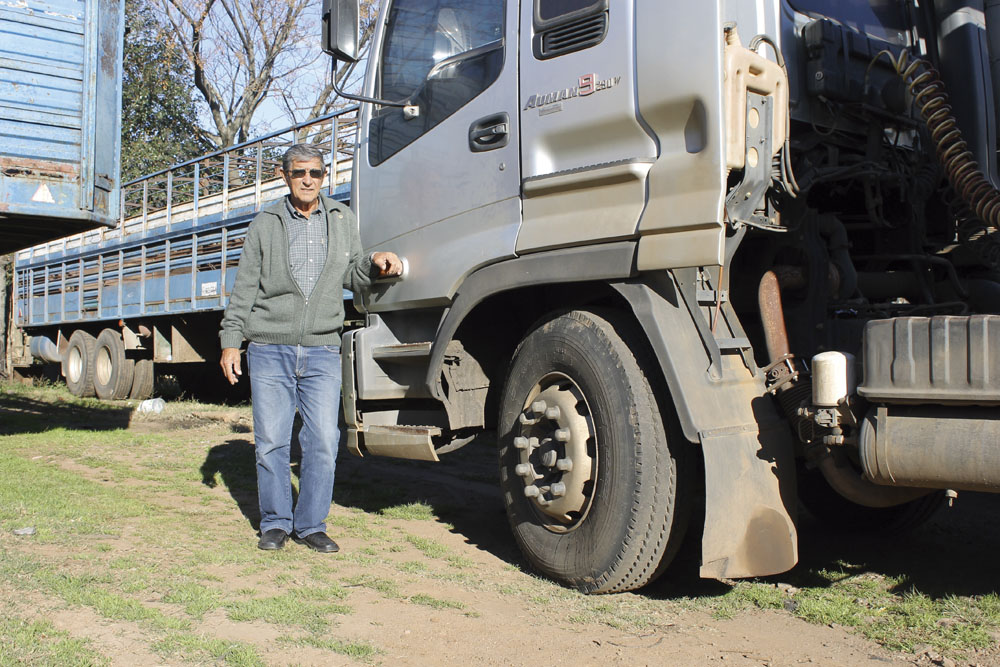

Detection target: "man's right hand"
[220, 347, 242, 385]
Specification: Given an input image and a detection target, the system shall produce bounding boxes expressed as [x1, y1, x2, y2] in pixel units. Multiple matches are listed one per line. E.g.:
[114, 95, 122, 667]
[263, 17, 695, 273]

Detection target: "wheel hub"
[67, 348, 83, 383]
[96, 347, 112, 386]
[512, 373, 595, 529]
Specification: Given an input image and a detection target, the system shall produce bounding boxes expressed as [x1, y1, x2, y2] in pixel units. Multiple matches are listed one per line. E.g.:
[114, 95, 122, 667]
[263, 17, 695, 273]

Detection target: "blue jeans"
[248, 342, 341, 538]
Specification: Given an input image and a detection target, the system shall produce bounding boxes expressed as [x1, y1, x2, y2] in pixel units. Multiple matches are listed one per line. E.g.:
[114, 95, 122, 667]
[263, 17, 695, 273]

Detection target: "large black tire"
[130, 358, 155, 400]
[63, 330, 97, 397]
[94, 328, 134, 400]
[498, 309, 690, 594]
[797, 464, 945, 533]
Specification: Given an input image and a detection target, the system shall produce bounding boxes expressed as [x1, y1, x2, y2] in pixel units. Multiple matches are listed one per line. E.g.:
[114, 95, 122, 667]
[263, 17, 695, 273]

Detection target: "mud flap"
[699, 414, 798, 578]
[612, 275, 798, 578]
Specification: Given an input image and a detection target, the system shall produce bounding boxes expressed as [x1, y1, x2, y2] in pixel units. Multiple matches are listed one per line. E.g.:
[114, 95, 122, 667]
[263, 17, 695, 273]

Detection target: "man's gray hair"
[281, 144, 326, 172]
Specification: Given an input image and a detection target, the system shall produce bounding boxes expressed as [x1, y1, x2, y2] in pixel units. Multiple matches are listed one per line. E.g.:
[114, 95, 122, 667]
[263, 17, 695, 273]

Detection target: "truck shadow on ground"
[196, 428, 1000, 601]
[197, 430, 522, 564]
[786, 493, 1000, 598]
[0, 392, 132, 435]
[650, 492, 1000, 601]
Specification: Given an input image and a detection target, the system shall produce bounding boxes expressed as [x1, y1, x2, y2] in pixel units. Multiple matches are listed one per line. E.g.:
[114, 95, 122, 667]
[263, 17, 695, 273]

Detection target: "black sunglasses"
[286, 168, 326, 179]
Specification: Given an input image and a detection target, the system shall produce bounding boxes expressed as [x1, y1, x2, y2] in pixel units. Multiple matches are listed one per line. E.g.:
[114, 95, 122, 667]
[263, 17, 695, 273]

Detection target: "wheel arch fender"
[609, 272, 799, 579]
[421, 242, 640, 404]
[422, 250, 799, 579]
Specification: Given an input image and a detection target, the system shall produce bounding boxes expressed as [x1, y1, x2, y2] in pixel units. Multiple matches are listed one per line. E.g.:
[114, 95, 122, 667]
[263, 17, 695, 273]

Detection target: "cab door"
[354, 0, 520, 310]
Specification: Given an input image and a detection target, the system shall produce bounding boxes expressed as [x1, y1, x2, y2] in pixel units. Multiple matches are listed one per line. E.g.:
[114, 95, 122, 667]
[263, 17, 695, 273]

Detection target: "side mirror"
[322, 0, 360, 63]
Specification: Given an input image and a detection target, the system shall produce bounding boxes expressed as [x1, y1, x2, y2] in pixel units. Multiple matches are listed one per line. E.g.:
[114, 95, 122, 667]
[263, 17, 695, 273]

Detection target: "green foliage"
[120, 0, 208, 182]
[0, 615, 108, 666]
[409, 593, 464, 610]
[152, 633, 265, 666]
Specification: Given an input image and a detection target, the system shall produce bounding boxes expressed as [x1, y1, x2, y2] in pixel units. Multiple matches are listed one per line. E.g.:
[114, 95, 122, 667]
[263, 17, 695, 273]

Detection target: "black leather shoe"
[294, 532, 340, 553]
[257, 529, 288, 550]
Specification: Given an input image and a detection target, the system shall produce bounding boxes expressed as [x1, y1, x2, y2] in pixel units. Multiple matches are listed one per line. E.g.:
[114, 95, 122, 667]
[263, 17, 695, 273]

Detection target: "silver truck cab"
[326, 0, 1000, 593]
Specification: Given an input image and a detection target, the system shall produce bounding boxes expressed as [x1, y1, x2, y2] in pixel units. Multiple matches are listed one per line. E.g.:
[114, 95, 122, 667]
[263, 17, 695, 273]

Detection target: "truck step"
[371, 342, 433, 362]
[349, 424, 442, 462]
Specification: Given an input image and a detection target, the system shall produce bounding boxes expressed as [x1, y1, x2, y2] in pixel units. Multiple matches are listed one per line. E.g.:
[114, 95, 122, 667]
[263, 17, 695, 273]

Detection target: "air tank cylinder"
[859, 405, 1000, 492]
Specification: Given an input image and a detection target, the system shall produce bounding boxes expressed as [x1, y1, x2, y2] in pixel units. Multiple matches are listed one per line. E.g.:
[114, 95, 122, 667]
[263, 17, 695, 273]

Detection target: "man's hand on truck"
[371, 251, 403, 277]
[220, 348, 242, 385]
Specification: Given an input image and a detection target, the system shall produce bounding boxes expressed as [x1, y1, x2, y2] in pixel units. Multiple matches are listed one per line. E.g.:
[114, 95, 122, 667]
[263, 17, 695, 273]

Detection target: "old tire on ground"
[797, 464, 945, 533]
[94, 328, 134, 400]
[498, 309, 690, 594]
[130, 358, 154, 399]
[63, 330, 97, 397]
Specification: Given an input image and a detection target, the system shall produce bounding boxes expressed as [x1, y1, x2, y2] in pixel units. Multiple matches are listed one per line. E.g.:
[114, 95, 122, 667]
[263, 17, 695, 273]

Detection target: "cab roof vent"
[537, 12, 607, 60]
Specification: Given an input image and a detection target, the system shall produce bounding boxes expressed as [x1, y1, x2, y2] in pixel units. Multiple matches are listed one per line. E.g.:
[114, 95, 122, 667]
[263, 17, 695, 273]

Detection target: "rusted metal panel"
[0, 0, 124, 253]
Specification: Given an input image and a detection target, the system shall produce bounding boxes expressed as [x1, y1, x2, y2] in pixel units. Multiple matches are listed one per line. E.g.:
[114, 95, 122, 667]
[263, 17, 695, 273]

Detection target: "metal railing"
[15, 107, 359, 265]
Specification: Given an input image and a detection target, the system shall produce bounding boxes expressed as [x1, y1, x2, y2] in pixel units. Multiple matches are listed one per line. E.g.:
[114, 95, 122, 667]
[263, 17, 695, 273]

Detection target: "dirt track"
[2, 392, 999, 666]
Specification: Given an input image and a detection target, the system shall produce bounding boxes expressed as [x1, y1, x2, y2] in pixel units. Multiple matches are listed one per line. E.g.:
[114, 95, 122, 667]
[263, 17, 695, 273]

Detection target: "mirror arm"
[330, 60, 411, 109]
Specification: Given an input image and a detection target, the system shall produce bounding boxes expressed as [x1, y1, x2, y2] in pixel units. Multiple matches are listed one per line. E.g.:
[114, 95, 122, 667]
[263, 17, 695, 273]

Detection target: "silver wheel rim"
[67, 347, 83, 383]
[96, 346, 112, 386]
[512, 372, 596, 533]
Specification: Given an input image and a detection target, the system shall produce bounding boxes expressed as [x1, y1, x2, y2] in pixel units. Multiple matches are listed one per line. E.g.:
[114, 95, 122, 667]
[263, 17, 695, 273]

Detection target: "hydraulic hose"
[875, 50, 1000, 268]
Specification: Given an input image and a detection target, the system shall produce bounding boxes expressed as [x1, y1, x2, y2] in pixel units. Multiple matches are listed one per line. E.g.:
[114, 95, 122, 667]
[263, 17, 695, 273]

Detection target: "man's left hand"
[372, 251, 404, 278]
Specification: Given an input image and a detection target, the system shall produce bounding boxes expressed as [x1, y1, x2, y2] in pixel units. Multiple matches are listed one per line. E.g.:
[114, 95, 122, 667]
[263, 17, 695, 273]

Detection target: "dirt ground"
[2, 392, 999, 666]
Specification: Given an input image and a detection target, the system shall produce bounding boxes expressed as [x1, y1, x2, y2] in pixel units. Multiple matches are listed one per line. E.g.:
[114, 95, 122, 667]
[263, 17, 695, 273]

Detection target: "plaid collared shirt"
[282, 197, 328, 298]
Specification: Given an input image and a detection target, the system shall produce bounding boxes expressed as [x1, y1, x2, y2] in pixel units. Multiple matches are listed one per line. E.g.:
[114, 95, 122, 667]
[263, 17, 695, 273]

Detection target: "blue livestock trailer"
[0, 0, 124, 253]
[9, 111, 359, 399]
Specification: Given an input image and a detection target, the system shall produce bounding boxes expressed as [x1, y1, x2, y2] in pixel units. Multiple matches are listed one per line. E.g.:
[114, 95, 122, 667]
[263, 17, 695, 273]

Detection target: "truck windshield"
[788, 0, 908, 44]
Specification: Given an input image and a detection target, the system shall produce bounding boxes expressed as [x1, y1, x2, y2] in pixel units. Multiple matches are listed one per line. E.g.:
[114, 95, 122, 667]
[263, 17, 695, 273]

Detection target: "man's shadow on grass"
[200, 426, 305, 533]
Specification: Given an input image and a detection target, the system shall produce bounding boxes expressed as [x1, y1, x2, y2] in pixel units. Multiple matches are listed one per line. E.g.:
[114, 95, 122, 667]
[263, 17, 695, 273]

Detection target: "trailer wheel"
[63, 330, 97, 397]
[498, 309, 690, 594]
[94, 329, 134, 400]
[130, 359, 154, 399]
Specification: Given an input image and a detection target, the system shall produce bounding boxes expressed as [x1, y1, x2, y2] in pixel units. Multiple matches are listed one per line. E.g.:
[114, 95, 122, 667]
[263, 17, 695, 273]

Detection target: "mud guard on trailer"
[612, 273, 798, 579]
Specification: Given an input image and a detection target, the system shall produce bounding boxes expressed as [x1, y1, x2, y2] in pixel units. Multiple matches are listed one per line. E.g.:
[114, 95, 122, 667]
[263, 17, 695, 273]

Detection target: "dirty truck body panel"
[0, 0, 124, 253]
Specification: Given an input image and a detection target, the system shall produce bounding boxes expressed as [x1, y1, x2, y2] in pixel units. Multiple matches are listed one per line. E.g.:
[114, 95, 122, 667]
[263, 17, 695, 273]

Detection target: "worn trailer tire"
[94, 328, 134, 400]
[130, 359, 154, 399]
[63, 330, 97, 397]
[498, 309, 690, 594]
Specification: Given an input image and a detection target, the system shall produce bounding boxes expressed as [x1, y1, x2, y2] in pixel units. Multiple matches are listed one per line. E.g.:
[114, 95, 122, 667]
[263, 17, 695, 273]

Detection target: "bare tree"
[276, 1, 379, 134]
[158, 0, 378, 148]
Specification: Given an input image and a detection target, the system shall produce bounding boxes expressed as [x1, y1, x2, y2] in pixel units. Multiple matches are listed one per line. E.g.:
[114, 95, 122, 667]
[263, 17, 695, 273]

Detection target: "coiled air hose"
[876, 50, 1000, 269]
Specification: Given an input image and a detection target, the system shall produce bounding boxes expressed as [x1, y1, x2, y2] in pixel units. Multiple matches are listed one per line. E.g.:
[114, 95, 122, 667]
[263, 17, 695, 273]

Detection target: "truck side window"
[533, 0, 607, 60]
[369, 0, 505, 166]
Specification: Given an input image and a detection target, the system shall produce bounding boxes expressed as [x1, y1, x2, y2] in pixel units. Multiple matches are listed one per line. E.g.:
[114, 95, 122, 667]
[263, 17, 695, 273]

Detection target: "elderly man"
[220, 144, 401, 552]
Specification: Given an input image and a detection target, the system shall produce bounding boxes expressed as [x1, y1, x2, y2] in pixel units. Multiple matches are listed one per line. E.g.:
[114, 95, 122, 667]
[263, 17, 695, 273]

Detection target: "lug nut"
[524, 485, 540, 498]
[544, 406, 561, 420]
[554, 428, 570, 442]
[518, 413, 536, 425]
[556, 458, 573, 472]
[551, 482, 566, 497]
[515, 463, 532, 478]
[541, 450, 557, 467]
[513, 437, 529, 450]
[531, 400, 547, 414]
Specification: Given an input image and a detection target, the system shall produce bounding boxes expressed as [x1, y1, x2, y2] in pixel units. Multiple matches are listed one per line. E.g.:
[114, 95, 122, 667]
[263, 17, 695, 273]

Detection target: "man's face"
[281, 157, 326, 208]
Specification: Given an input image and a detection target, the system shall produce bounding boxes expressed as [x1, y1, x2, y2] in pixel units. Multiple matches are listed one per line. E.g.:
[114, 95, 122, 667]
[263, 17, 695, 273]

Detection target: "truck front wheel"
[498, 309, 690, 593]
